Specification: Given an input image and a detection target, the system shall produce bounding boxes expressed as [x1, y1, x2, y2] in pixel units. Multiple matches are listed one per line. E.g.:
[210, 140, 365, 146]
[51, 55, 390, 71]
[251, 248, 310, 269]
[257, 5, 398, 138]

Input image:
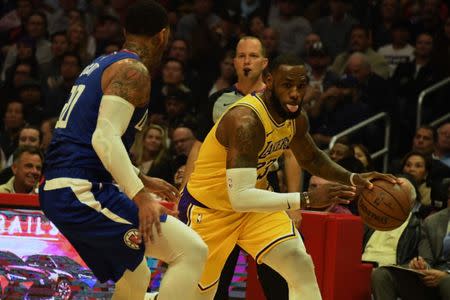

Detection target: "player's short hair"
[125, 0, 168, 37]
[268, 54, 304, 73]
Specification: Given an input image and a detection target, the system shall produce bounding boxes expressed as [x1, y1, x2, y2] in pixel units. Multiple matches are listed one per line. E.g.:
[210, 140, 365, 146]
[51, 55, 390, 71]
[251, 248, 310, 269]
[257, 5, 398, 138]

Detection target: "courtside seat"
[246, 211, 372, 300]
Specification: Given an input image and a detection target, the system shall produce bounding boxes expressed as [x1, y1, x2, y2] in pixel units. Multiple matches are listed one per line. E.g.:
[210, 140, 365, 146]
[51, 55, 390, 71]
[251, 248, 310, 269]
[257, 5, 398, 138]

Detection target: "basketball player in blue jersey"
[39, 1, 207, 300]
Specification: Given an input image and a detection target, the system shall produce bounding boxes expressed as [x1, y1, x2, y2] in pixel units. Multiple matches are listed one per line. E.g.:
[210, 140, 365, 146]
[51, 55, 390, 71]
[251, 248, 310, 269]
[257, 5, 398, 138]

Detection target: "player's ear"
[157, 27, 170, 48]
[264, 70, 273, 87]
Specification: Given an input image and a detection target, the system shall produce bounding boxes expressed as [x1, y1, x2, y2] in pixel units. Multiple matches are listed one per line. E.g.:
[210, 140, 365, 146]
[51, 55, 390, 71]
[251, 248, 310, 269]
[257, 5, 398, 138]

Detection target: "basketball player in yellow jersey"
[179, 54, 398, 299]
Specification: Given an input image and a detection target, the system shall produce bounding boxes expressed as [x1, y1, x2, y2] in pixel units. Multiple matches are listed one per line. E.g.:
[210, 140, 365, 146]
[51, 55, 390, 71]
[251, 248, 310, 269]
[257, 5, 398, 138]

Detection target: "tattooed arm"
[216, 106, 305, 212]
[94, 59, 172, 243]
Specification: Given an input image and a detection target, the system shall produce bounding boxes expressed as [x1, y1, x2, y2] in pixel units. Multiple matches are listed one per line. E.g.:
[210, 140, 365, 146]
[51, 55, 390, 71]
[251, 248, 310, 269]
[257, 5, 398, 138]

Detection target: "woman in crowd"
[401, 150, 432, 206]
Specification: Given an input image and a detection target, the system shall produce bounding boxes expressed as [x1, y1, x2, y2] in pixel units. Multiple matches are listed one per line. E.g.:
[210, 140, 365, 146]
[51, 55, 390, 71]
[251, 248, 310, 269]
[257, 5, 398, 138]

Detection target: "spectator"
[246, 12, 266, 38]
[47, 0, 77, 34]
[2, 36, 37, 81]
[363, 176, 421, 267]
[413, 125, 437, 156]
[268, 0, 312, 56]
[172, 125, 196, 158]
[39, 31, 69, 80]
[371, 190, 450, 299]
[371, 0, 403, 49]
[0, 145, 42, 194]
[40, 117, 57, 153]
[313, 0, 358, 59]
[329, 139, 354, 162]
[377, 20, 415, 76]
[0, 101, 25, 160]
[93, 15, 123, 57]
[2, 11, 52, 80]
[0, 0, 33, 46]
[345, 52, 392, 114]
[305, 41, 339, 93]
[164, 88, 196, 131]
[391, 32, 439, 156]
[261, 26, 280, 61]
[1, 60, 39, 102]
[132, 124, 169, 175]
[352, 143, 375, 171]
[175, 0, 220, 43]
[435, 122, 450, 167]
[45, 52, 82, 117]
[208, 50, 236, 96]
[402, 151, 432, 206]
[18, 79, 45, 126]
[331, 24, 390, 79]
[66, 22, 96, 65]
[2, 124, 41, 171]
[310, 74, 369, 148]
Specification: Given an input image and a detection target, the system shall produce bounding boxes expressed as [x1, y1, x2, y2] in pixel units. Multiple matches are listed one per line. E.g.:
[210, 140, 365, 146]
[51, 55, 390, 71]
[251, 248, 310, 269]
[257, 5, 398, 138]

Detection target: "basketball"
[358, 180, 412, 231]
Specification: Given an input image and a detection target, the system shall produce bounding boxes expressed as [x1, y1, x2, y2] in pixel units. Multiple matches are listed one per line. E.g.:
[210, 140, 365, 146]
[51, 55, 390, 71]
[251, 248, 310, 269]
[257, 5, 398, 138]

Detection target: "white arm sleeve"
[92, 95, 144, 199]
[226, 168, 301, 212]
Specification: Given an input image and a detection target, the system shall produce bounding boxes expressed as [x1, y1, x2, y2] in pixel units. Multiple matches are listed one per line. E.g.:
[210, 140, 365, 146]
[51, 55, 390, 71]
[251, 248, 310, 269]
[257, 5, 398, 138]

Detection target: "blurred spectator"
[47, 0, 77, 34]
[0, 145, 42, 194]
[166, 37, 200, 91]
[172, 125, 196, 158]
[329, 139, 354, 162]
[212, 9, 241, 51]
[371, 190, 450, 299]
[310, 74, 369, 148]
[306, 41, 339, 93]
[0, 0, 33, 47]
[313, 0, 357, 59]
[151, 57, 191, 116]
[371, 0, 403, 49]
[363, 177, 421, 267]
[45, 52, 82, 118]
[352, 143, 375, 171]
[66, 22, 95, 65]
[1, 36, 38, 81]
[39, 117, 56, 153]
[377, 20, 415, 76]
[0, 101, 25, 159]
[261, 26, 279, 61]
[391, 32, 437, 155]
[132, 124, 169, 175]
[39, 31, 69, 80]
[345, 52, 392, 114]
[1, 58, 39, 103]
[430, 16, 450, 78]
[435, 122, 450, 167]
[2, 11, 52, 80]
[175, 0, 220, 42]
[209, 50, 236, 96]
[247, 12, 266, 38]
[268, 0, 312, 56]
[413, 125, 437, 156]
[93, 15, 123, 57]
[402, 150, 432, 206]
[3, 124, 41, 171]
[18, 78, 45, 126]
[331, 24, 390, 79]
[164, 88, 196, 131]
[409, 0, 448, 39]
[173, 155, 187, 189]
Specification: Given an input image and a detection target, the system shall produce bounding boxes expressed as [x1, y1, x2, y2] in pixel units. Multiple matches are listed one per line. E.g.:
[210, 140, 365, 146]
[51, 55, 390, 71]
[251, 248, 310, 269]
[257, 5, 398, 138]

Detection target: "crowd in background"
[0, 0, 450, 298]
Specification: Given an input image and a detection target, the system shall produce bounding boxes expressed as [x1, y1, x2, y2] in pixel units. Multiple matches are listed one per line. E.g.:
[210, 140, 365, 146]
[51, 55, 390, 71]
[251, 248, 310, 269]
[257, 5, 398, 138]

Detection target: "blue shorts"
[39, 168, 166, 283]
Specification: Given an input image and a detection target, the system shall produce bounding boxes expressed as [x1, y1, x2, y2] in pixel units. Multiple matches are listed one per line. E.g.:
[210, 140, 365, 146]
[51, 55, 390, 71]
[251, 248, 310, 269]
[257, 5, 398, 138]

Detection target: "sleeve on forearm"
[92, 95, 144, 199]
[226, 168, 300, 212]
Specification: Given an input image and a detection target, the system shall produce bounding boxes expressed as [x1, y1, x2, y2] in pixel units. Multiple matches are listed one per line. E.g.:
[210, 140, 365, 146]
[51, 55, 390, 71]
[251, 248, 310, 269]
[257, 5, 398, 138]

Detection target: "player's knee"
[283, 245, 313, 267]
[188, 235, 208, 264]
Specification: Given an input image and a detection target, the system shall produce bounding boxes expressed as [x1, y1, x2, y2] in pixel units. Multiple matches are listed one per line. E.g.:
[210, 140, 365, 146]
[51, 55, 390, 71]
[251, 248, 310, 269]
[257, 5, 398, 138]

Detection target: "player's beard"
[270, 93, 302, 120]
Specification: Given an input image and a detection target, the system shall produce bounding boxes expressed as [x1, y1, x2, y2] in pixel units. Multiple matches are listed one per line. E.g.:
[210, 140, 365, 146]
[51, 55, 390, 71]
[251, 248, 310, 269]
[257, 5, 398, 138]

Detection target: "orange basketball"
[358, 180, 412, 231]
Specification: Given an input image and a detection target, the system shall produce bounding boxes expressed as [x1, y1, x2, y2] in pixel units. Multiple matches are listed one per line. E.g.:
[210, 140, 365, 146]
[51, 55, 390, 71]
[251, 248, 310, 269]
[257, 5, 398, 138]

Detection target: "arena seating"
[246, 211, 373, 300]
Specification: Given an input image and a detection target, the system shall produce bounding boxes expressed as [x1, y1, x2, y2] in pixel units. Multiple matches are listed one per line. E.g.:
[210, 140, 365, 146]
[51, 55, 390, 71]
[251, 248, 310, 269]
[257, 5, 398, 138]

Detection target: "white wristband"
[349, 173, 357, 186]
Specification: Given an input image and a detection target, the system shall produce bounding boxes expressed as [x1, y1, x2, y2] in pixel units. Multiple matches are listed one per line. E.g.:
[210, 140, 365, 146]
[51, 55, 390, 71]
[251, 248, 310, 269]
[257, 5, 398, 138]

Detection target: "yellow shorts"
[185, 203, 299, 291]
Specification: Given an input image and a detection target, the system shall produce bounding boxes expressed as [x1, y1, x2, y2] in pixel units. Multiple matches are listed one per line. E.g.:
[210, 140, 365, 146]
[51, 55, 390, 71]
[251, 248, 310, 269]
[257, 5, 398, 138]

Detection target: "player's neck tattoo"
[123, 41, 154, 70]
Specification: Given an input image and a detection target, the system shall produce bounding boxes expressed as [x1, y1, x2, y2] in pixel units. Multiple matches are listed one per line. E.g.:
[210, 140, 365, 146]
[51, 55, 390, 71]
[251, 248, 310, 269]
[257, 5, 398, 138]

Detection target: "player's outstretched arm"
[290, 111, 397, 189]
[93, 59, 167, 243]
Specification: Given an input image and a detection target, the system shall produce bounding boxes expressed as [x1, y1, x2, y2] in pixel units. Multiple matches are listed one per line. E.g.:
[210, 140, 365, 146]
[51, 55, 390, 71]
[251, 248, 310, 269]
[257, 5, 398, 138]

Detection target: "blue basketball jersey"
[44, 51, 148, 181]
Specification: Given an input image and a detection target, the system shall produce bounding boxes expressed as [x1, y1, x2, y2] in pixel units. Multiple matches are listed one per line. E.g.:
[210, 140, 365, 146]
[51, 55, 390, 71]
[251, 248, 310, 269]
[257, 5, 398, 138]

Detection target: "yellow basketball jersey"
[187, 94, 296, 211]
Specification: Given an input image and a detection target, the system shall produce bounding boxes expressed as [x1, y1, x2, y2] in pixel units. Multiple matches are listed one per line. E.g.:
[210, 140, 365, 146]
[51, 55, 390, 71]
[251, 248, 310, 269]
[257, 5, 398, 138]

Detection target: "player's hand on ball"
[308, 183, 356, 209]
[141, 175, 179, 202]
[352, 172, 399, 189]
